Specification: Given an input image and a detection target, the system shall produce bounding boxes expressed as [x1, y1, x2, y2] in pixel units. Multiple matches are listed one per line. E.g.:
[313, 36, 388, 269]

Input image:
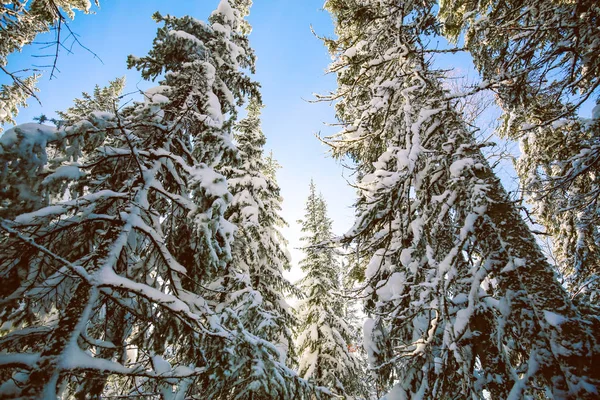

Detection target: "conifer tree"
[55, 77, 126, 123]
[296, 181, 361, 397]
[0, 1, 321, 398]
[224, 98, 298, 359]
[214, 97, 317, 398]
[438, 0, 600, 308]
[321, 0, 598, 398]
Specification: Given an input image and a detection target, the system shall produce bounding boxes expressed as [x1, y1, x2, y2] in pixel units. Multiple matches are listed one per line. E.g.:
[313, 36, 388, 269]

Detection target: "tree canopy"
[0, 0, 598, 398]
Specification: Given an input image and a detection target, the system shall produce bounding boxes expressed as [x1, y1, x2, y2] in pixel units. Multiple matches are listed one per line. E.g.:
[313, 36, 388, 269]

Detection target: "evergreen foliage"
[224, 98, 298, 359]
[55, 77, 126, 123]
[218, 97, 313, 398]
[321, 0, 598, 398]
[439, 0, 600, 309]
[0, 1, 320, 398]
[0, 76, 125, 221]
[2, 0, 599, 398]
[296, 181, 362, 398]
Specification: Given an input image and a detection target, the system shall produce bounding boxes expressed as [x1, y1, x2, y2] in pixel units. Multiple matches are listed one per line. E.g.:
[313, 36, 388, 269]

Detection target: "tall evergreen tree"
[296, 180, 361, 398]
[225, 98, 298, 356]
[438, 0, 600, 308]
[217, 97, 312, 398]
[0, 1, 321, 398]
[55, 77, 126, 124]
[321, 0, 597, 398]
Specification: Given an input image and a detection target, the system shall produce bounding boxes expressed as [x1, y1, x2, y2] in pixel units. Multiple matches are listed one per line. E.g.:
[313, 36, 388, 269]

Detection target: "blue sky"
[3, 0, 356, 281]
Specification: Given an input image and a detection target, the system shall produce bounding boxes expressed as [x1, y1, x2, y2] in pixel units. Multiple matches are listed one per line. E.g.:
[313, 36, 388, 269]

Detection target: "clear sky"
[3, 0, 357, 282]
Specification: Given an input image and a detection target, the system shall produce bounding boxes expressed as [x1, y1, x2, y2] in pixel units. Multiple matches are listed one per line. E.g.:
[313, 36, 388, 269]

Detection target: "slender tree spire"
[296, 180, 362, 397]
[218, 96, 312, 397]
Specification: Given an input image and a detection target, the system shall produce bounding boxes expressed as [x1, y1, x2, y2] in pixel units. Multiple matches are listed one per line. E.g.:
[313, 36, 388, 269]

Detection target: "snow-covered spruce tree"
[0, 1, 320, 398]
[296, 181, 361, 397]
[0, 0, 100, 130]
[223, 98, 298, 359]
[0, 76, 119, 221]
[321, 0, 597, 398]
[438, 0, 600, 306]
[214, 97, 318, 398]
[0, 77, 125, 222]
